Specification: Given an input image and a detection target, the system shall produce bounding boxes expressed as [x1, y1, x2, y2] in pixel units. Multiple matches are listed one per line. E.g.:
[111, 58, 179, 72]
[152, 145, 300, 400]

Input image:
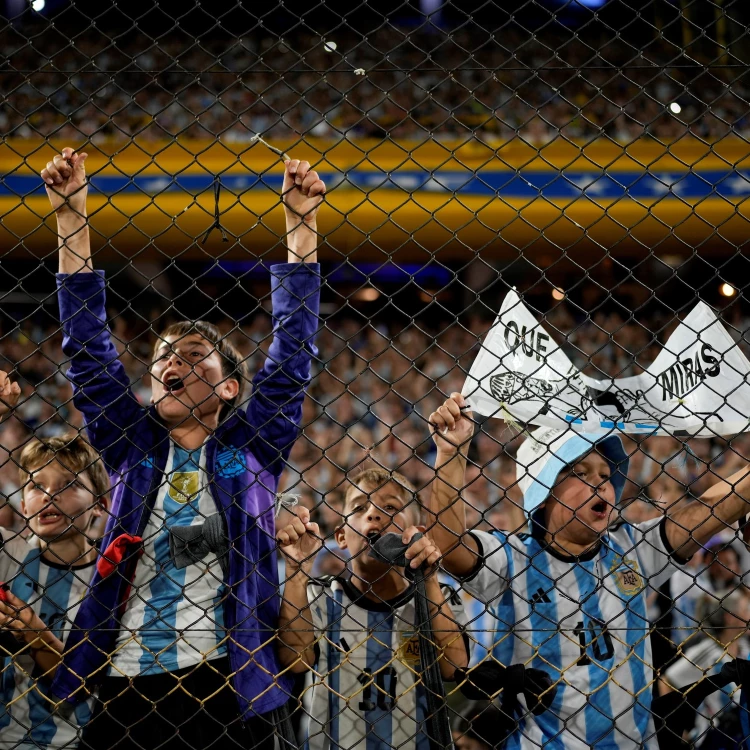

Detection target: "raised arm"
[665, 465, 750, 560]
[244, 158, 323, 473]
[282, 158, 325, 264]
[44, 148, 146, 467]
[42, 147, 91, 275]
[426, 393, 481, 577]
[276, 506, 322, 672]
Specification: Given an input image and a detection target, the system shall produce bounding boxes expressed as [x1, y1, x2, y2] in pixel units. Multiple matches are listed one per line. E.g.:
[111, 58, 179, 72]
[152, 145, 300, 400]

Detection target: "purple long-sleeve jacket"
[51, 263, 320, 718]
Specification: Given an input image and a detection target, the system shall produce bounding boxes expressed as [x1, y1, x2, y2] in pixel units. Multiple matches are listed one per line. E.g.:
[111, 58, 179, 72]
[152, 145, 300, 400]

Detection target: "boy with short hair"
[0, 408, 108, 749]
[42, 146, 325, 748]
[276, 467, 469, 750]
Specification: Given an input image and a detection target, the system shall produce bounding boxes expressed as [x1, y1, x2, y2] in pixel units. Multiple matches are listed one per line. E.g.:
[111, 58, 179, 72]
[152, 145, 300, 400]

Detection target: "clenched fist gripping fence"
[3, 0, 750, 749]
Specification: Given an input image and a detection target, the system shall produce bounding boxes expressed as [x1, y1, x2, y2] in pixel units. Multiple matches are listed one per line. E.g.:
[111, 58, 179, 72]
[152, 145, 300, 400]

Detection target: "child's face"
[22, 460, 102, 543]
[546, 451, 616, 546]
[151, 333, 238, 427]
[335, 481, 417, 565]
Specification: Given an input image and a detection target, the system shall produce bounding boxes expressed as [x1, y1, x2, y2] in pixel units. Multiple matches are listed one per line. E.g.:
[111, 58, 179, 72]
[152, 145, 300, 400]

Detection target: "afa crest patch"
[215, 448, 248, 478]
[398, 631, 421, 665]
[610, 556, 643, 597]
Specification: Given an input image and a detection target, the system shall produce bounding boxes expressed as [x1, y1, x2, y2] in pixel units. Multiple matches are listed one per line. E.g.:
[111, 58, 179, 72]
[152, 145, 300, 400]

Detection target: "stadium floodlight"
[354, 287, 380, 302]
[31, 0, 45, 9]
[669, 102, 682, 114]
[720, 282, 737, 297]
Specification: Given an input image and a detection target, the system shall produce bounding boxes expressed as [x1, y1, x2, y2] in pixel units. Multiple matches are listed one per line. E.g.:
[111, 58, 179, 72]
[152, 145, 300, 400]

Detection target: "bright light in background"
[720, 283, 737, 297]
[552, 287, 565, 301]
[669, 102, 682, 114]
[353, 287, 380, 302]
[420, 0, 443, 14]
[31, 0, 45, 9]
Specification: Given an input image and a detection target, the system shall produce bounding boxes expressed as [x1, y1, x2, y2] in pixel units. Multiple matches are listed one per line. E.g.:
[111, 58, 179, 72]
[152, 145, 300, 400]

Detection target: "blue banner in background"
[4, 169, 750, 200]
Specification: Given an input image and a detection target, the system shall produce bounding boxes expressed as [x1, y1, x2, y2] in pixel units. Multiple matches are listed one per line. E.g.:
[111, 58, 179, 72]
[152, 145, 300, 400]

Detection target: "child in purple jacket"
[42, 147, 324, 750]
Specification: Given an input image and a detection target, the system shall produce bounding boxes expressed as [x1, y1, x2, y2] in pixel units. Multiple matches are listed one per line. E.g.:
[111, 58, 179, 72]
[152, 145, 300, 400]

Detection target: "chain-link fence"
[2, 0, 750, 748]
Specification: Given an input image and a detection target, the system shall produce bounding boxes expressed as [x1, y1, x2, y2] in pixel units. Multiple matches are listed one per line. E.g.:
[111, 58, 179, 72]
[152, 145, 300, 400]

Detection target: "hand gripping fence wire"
[3, 1, 750, 749]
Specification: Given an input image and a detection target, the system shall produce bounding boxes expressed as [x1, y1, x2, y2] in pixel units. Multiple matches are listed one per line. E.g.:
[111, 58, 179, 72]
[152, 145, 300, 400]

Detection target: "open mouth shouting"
[163, 372, 186, 394]
[38, 509, 66, 526]
[365, 530, 382, 546]
[589, 500, 609, 520]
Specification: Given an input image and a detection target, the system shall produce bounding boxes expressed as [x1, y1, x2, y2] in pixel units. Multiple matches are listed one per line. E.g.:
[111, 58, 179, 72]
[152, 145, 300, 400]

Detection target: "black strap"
[370, 533, 453, 750]
[201, 177, 229, 244]
[270, 702, 298, 750]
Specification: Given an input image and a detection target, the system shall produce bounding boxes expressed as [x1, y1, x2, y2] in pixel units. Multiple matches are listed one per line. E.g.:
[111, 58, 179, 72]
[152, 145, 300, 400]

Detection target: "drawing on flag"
[463, 290, 750, 436]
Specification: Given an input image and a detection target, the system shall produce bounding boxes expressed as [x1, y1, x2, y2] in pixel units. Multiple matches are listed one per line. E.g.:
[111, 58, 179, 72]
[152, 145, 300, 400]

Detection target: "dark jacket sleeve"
[244, 262, 320, 475]
[57, 271, 146, 468]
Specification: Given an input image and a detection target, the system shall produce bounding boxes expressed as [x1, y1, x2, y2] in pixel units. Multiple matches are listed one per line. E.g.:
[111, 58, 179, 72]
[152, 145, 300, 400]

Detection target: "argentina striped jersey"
[461, 518, 685, 750]
[112, 442, 227, 676]
[303, 576, 466, 750]
[0, 532, 95, 749]
[461, 591, 505, 667]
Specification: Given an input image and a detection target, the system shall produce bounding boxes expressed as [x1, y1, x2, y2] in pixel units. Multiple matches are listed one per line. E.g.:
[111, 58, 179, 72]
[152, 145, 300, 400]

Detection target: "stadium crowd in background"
[3, 285, 750, 538]
[3, 28, 750, 144]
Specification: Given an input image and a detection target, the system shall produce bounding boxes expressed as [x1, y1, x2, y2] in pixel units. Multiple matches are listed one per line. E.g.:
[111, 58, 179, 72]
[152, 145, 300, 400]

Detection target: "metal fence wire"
[2, 0, 750, 748]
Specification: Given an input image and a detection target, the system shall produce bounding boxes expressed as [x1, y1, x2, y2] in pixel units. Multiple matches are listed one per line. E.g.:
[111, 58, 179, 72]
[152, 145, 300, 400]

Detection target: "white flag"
[462, 290, 750, 436]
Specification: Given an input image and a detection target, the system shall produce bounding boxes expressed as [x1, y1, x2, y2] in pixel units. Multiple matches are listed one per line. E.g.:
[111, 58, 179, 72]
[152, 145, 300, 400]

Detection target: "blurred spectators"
[2, 27, 749, 145]
[694, 540, 748, 625]
[1, 297, 748, 542]
[663, 588, 750, 747]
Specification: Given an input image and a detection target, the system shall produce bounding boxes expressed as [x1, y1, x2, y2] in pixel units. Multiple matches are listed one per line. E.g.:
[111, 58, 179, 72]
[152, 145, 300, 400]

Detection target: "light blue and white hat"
[516, 427, 629, 513]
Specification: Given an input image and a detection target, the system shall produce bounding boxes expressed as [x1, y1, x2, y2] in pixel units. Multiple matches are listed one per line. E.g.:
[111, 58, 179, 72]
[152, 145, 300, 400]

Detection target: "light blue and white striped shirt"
[462, 518, 684, 750]
[304, 576, 466, 750]
[112, 442, 227, 676]
[0, 532, 95, 749]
